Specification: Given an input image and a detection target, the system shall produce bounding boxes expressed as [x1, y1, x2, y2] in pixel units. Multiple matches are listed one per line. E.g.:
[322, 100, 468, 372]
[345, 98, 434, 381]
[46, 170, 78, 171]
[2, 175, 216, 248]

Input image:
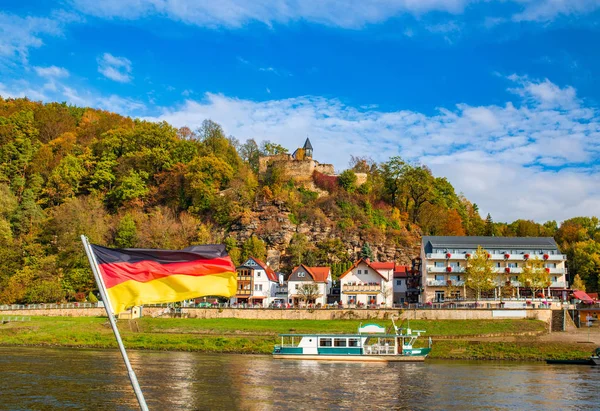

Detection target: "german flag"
[90, 244, 237, 314]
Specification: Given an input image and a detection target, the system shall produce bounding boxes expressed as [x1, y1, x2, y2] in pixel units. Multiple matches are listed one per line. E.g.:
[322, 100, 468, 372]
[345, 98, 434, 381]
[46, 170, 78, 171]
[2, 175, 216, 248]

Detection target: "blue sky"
[1, 0, 600, 222]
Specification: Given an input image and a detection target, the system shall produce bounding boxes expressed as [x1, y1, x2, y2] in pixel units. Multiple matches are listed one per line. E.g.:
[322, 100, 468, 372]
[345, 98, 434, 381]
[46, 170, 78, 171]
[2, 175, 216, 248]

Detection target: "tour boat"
[272, 317, 432, 362]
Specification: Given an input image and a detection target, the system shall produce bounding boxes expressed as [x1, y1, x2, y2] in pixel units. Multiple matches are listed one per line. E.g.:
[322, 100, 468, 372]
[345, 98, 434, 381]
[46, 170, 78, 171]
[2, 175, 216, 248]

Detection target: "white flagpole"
[81, 235, 149, 411]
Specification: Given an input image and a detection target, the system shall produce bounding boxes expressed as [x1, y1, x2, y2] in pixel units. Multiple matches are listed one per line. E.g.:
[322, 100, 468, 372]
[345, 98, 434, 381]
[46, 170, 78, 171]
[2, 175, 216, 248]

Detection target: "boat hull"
[272, 354, 427, 362]
[545, 359, 595, 365]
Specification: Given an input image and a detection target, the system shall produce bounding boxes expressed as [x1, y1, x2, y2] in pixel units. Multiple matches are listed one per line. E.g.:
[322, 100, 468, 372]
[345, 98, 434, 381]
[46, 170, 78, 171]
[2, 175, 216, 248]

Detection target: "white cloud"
[0, 12, 65, 65]
[513, 0, 600, 22]
[0, 78, 146, 116]
[34, 65, 70, 78]
[97, 53, 133, 83]
[70, 0, 600, 28]
[147, 76, 600, 222]
[70, 0, 473, 28]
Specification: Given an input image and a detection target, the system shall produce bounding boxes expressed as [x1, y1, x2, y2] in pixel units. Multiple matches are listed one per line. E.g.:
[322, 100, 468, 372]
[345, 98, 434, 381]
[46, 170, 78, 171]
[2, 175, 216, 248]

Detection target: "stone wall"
[0, 307, 553, 327]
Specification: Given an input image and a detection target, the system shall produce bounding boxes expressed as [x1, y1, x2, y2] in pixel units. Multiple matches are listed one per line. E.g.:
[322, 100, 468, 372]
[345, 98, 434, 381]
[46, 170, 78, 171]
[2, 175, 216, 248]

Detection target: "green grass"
[0, 316, 586, 360]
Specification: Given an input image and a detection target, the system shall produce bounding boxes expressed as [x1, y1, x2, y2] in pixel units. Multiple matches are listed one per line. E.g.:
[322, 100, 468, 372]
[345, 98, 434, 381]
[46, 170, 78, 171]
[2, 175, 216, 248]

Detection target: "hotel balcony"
[495, 280, 567, 288]
[428, 266, 465, 273]
[342, 284, 382, 293]
[426, 280, 465, 287]
[426, 253, 566, 261]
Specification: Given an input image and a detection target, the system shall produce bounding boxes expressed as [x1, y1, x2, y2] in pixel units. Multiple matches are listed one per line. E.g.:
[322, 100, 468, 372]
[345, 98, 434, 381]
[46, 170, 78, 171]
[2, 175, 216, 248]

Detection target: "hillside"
[0, 97, 598, 304]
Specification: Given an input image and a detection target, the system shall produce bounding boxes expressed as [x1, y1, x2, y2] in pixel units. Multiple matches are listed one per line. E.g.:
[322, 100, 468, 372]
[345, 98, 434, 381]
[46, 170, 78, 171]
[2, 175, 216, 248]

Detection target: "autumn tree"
[464, 246, 495, 300]
[241, 235, 267, 262]
[519, 257, 551, 298]
[571, 274, 586, 292]
[297, 283, 320, 305]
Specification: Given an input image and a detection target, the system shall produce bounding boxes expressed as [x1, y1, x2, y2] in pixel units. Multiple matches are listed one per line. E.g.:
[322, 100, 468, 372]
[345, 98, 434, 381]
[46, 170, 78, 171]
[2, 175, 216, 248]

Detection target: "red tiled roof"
[339, 259, 387, 280]
[249, 257, 279, 282]
[370, 262, 395, 270]
[394, 265, 409, 278]
[305, 266, 331, 283]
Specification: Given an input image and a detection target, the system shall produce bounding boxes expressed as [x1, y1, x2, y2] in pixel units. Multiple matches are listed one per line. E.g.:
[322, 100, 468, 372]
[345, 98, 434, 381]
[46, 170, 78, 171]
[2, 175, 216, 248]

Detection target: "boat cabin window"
[319, 338, 332, 347]
[348, 338, 359, 347]
[334, 338, 347, 347]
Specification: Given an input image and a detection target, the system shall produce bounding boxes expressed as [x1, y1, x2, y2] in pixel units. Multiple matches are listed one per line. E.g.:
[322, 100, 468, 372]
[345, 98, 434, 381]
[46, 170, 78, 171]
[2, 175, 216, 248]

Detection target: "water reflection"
[1, 348, 599, 410]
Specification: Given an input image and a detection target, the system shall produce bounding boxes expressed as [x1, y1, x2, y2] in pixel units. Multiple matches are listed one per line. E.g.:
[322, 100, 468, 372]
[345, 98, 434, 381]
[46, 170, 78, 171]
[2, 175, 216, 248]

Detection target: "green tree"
[484, 213, 494, 236]
[338, 170, 357, 193]
[115, 213, 137, 248]
[224, 237, 241, 266]
[260, 141, 288, 155]
[464, 246, 495, 300]
[241, 235, 266, 262]
[239, 139, 260, 173]
[109, 169, 149, 208]
[381, 156, 407, 207]
[360, 242, 374, 260]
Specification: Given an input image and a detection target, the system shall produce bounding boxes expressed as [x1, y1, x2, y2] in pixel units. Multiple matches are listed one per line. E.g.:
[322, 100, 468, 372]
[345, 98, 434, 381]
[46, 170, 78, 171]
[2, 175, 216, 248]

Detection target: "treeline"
[0, 98, 598, 304]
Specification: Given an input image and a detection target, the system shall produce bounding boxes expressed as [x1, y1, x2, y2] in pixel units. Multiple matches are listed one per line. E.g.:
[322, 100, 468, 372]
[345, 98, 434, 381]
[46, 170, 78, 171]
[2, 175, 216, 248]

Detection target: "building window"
[546, 263, 556, 268]
[319, 338, 332, 347]
[257, 272, 261, 277]
[358, 269, 362, 274]
[365, 269, 369, 275]
[334, 338, 347, 347]
[435, 291, 445, 302]
[508, 263, 518, 268]
[435, 275, 445, 281]
[295, 284, 299, 290]
[254, 284, 263, 291]
[434, 262, 445, 267]
[396, 280, 402, 286]
[496, 262, 501, 268]
[298, 271, 306, 277]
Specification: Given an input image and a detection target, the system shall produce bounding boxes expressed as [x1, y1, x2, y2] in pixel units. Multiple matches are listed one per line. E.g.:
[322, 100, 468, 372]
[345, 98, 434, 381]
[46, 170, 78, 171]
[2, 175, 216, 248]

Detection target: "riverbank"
[0, 317, 596, 361]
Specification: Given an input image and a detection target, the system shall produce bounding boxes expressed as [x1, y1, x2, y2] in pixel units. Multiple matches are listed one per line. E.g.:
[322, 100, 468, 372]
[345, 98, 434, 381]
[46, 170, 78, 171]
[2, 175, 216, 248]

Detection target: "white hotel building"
[420, 236, 568, 303]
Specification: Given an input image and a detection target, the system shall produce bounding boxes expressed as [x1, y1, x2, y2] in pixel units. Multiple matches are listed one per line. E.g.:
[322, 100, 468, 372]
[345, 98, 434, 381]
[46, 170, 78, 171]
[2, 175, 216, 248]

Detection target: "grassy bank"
[0, 316, 591, 361]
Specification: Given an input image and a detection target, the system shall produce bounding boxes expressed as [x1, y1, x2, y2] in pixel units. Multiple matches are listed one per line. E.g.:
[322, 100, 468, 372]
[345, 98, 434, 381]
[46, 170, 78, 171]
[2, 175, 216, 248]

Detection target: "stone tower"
[303, 138, 313, 158]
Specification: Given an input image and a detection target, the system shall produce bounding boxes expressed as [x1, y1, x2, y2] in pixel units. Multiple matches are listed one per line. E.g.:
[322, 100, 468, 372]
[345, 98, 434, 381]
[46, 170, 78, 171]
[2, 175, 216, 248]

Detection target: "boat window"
[334, 338, 347, 347]
[319, 338, 332, 347]
[348, 338, 359, 347]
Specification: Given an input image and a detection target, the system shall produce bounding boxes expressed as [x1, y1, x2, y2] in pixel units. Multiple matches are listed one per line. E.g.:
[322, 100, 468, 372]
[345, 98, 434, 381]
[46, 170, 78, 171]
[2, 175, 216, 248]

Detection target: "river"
[0, 347, 598, 410]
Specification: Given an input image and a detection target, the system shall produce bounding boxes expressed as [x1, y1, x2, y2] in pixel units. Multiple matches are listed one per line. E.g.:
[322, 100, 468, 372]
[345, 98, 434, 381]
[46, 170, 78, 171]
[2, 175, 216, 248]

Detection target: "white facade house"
[287, 265, 332, 306]
[232, 257, 280, 306]
[393, 266, 409, 305]
[339, 259, 395, 307]
[420, 236, 569, 303]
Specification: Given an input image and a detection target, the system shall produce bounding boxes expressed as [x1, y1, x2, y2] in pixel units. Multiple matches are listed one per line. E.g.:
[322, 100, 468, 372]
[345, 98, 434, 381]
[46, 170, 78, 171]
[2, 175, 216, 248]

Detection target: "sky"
[1, 0, 600, 223]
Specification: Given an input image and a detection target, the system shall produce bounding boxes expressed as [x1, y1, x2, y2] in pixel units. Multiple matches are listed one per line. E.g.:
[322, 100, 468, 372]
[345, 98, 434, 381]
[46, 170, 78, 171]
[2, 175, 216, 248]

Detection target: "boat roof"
[278, 333, 420, 338]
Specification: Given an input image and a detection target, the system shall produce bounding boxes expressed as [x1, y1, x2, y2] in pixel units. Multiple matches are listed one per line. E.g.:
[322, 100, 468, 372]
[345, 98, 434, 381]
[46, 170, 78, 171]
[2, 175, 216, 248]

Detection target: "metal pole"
[81, 235, 149, 411]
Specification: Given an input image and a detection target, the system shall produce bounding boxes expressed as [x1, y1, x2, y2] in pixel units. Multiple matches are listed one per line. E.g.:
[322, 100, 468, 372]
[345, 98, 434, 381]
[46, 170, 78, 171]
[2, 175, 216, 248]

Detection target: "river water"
[0, 347, 598, 410]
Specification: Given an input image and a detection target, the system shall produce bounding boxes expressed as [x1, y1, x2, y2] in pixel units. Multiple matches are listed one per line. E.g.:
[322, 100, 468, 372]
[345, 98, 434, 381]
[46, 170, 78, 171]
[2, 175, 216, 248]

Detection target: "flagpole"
[81, 235, 149, 411]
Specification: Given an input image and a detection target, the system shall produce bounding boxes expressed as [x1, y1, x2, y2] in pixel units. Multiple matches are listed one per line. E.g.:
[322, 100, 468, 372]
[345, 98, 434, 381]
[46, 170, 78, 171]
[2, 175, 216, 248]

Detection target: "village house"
[420, 236, 568, 303]
[232, 257, 280, 307]
[287, 264, 332, 306]
[393, 265, 409, 305]
[339, 259, 396, 307]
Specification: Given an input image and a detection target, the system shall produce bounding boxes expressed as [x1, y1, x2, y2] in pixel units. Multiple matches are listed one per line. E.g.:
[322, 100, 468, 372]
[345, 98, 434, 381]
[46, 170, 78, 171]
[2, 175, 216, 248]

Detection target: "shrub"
[88, 292, 98, 303]
[74, 292, 87, 302]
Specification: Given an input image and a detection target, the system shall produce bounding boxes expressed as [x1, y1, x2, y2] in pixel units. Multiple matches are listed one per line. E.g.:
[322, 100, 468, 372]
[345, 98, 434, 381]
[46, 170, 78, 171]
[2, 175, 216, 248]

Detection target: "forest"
[0, 97, 598, 304]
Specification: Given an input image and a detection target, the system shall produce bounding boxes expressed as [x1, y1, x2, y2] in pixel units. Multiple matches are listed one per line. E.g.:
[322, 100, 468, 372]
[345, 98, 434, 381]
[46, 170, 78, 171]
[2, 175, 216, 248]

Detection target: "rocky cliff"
[228, 200, 421, 271]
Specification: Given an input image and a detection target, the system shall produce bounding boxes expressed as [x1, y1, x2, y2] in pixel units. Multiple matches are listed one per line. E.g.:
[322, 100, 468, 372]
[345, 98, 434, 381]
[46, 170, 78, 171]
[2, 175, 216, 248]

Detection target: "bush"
[88, 292, 98, 303]
[74, 292, 87, 302]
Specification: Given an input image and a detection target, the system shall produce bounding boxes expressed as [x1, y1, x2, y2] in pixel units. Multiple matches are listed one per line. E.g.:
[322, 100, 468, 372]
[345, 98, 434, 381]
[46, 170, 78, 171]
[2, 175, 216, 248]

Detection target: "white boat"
[272, 317, 432, 362]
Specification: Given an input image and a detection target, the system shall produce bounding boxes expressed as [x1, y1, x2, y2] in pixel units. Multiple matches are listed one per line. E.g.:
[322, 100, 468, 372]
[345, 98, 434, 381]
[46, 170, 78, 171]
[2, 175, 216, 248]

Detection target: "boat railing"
[364, 344, 395, 355]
